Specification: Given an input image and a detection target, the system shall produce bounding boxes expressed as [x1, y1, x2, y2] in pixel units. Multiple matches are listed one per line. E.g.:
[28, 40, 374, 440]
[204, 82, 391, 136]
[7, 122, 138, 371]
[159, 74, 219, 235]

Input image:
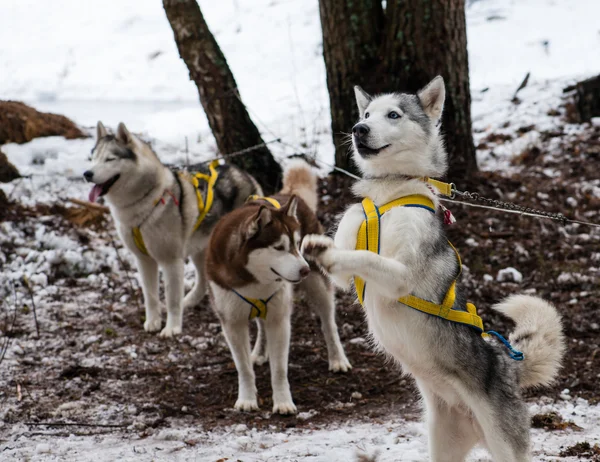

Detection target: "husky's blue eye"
[388, 111, 401, 119]
[364, 112, 370, 119]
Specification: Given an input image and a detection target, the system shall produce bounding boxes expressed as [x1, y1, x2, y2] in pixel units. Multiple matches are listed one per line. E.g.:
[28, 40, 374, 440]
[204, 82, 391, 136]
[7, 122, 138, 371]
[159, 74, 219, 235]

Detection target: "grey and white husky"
[84, 121, 261, 337]
[302, 77, 565, 461]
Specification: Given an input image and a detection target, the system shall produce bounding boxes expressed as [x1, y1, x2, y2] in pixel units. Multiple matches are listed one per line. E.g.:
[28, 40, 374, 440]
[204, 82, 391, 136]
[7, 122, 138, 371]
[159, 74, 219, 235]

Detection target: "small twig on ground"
[512, 72, 530, 103]
[25, 421, 132, 428]
[27, 431, 123, 437]
[66, 197, 109, 213]
[110, 237, 140, 309]
[21, 275, 39, 337]
[16, 383, 22, 402]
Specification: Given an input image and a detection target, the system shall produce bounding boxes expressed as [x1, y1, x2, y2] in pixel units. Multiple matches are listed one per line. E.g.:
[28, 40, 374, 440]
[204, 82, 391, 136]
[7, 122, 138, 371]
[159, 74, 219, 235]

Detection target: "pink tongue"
[89, 185, 103, 203]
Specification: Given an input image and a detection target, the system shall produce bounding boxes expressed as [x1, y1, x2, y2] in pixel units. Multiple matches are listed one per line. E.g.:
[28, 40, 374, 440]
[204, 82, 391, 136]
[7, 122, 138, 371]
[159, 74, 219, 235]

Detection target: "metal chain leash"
[450, 188, 569, 225]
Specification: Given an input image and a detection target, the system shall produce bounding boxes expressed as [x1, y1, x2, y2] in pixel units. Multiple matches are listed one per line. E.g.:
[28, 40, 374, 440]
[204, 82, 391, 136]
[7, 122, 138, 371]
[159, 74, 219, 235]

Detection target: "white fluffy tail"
[279, 159, 318, 212]
[493, 294, 565, 389]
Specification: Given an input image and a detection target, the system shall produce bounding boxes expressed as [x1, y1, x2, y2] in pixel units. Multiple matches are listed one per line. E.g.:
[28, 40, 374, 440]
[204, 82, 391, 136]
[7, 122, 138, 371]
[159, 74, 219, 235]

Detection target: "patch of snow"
[3, 400, 600, 461]
[496, 267, 523, 283]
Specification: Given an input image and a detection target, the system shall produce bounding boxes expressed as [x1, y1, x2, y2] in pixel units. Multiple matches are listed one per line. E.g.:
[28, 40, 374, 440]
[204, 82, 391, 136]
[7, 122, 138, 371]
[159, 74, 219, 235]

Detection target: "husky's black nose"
[299, 266, 310, 278]
[83, 170, 94, 182]
[352, 123, 370, 137]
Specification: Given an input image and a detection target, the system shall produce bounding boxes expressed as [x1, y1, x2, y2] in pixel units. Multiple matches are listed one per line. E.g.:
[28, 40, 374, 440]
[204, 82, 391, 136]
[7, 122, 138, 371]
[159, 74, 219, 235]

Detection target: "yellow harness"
[232, 290, 277, 320]
[247, 194, 282, 209]
[132, 160, 220, 256]
[354, 194, 485, 332]
[230, 195, 283, 319]
[353, 190, 524, 360]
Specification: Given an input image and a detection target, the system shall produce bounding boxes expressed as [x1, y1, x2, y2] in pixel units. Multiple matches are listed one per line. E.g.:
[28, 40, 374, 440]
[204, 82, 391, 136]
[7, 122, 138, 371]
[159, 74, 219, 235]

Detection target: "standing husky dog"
[302, 77, 565, 461]
[84, 121, 261, 337]
[206, 160, 351, 414]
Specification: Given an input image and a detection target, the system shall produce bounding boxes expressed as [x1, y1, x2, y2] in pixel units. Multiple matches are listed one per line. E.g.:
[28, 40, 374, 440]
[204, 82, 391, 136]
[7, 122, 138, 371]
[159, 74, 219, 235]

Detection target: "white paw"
[301, 234, 334, 260]
[273, 400, 297, 415]
[235, 399, 259, 412]
[329, 356, 352, 373]
[159, 324, 182, 338]
[144, 317, 162, 333]
[251, 353, 269, 366]
[301, 234, 339, 273]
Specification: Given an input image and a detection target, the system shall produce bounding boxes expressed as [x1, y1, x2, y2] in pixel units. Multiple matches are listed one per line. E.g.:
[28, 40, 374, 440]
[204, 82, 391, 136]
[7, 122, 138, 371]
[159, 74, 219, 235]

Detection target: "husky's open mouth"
[355, 142, 390, 157]
[88, 174, 120, 203]
[271, 268, 302, 284]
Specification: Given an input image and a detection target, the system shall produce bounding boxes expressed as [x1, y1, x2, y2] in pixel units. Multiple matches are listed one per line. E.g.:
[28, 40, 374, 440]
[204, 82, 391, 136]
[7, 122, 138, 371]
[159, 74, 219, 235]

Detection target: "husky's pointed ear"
[418, 76, 445, 123]
[116, 122, 133, 145]
[284, 195, 298, 218]
[245, 206, 272, 240]
[97, 121, 108, 139]
[354, 85, 372, 118]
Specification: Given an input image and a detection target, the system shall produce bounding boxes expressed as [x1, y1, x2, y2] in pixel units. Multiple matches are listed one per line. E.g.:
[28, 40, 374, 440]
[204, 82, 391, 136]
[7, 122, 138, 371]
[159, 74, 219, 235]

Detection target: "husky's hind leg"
[183, 251, 207, 310]
[159, 259, 185, 337]
[299, 272, 351, 372]
[251, 319, 268, 365]
[420, 385, 478, 462]
[136, 257, 162, 332]
[466, 391, 531, 462]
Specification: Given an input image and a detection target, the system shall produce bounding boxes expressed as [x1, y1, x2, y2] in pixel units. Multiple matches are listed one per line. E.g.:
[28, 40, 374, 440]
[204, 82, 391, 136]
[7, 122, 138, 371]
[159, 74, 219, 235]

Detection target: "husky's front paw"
[159, 324, 182, 338]
[302, 234, 339, 273]
[272, 400, 297, 415]
[302, 234, 334, 259]
[329, 356, 352, 373]
[144, 317, 162, 333]
[235, 399, 259, 412]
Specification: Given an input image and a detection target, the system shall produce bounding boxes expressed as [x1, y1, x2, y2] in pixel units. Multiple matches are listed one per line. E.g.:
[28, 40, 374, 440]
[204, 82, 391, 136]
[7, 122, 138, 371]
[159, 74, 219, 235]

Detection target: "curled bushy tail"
[493, 295, 565, 389]
[279, 159, 318, 212]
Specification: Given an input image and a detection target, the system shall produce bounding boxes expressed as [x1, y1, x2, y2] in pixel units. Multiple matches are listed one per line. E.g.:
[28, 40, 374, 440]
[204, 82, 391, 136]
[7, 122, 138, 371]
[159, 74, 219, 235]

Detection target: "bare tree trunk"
[319, 0, 384, 174]
[319, 0, 476, 182]
[163, 0, 282, 193]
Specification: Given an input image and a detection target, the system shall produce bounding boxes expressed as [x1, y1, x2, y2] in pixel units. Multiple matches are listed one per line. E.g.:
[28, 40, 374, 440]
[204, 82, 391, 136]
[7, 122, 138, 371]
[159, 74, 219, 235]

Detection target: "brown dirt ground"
[1, 122, 599, 439]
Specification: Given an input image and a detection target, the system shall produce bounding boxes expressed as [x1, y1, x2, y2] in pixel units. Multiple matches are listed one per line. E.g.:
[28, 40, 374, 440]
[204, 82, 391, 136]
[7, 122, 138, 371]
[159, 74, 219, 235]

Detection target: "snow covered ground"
[2, 399, 599, 461]
[1, 0, 600, 460]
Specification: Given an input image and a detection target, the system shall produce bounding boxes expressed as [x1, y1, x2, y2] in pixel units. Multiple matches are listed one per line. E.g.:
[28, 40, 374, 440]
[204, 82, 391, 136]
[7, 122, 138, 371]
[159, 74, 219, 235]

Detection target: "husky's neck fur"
[106, 163, 173, 225]
[353, 177, 439, 208]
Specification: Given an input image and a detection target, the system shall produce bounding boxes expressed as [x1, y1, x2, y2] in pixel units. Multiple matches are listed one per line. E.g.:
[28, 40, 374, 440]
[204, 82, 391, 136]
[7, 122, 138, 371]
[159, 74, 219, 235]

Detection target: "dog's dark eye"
[274, 244, 285, 251]
[388, 111, 401, 119]
[105, 158, 116, 162]
[364, 112, 370, 119]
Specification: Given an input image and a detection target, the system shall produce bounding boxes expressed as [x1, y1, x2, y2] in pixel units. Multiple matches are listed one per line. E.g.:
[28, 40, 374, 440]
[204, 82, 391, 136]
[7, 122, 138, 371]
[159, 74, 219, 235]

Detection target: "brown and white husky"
[205, 160, 351, 414]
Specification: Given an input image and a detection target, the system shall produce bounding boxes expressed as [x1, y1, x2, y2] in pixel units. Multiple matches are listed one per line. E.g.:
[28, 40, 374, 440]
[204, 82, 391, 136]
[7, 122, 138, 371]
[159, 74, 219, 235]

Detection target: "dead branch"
[25, 421, 131, 428]
[66, 197, 109, 213]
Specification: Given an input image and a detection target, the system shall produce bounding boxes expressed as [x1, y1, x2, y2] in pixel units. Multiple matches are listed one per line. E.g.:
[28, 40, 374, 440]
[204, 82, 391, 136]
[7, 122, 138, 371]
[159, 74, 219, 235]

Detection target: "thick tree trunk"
[319, 0, 476, 183]
[163, 0, 282, 194]
[319, 0, 384, 174]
